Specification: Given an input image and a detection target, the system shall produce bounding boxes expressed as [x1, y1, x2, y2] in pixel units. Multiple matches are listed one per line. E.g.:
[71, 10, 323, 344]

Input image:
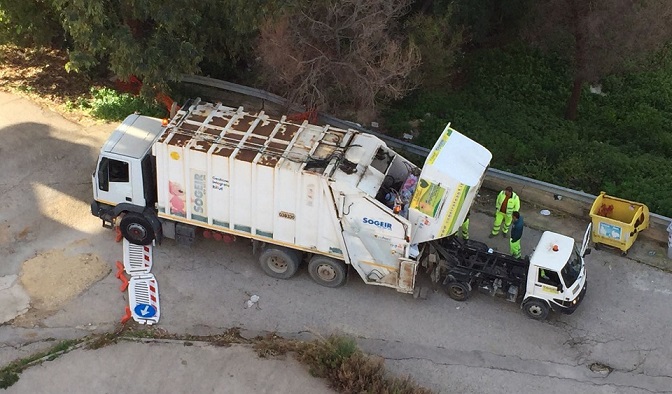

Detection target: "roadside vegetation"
[1, 0, 672, 216]
[0, 339, 83, 389]
[384, 44, 672, 216]
[0, 326, 432, 393]
[67, 87, 165, 121]
[255, 334, 432, 394]
[0, 45, 165, 122]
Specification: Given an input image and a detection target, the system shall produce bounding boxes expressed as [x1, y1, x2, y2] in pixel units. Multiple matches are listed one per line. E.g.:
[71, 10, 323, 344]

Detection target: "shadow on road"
[0, 121, 102, 270]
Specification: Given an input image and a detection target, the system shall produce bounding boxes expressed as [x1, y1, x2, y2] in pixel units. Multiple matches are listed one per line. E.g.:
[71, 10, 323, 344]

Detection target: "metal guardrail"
[180, 75, 432, 157]
[178, 75, 672, 229]
[180, 75, 304, 113]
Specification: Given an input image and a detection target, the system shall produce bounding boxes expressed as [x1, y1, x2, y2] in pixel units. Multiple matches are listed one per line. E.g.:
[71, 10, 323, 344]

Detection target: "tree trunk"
[566, 0, 586, 121]
[565, 77, 583, 121]
[419, 0, 434, 14]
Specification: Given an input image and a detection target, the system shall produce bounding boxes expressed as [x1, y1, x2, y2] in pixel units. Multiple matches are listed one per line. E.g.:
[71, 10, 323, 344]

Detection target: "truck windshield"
[560, 251, 582, 288]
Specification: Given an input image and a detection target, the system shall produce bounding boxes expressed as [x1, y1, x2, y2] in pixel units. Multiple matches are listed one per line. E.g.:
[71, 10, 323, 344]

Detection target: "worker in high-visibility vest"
[490, 186, 520, 238]
[460, 211, 470, 240]
[510, 211, 524, 259]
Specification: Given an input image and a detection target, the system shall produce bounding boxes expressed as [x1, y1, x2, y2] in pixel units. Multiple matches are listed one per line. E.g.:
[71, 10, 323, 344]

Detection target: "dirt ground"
[0, 46, 116, 325]
[0, 44, 107, 126]
[20, 249, 110, 310]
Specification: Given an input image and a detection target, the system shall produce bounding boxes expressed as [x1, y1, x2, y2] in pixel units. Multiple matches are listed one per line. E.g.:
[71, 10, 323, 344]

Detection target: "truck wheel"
[119, 212, 155, 245]
[523, 299, 550, 320]
[308, 256, 347, 288]
[259, 247, 301, 280]
[445, 281, 471, 301]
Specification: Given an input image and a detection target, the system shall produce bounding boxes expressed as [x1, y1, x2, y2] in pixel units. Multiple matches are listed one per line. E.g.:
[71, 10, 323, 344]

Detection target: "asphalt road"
[1, 91, 671, 394]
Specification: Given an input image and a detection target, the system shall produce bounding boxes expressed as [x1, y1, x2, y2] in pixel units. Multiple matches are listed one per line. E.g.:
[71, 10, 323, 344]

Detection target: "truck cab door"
[94, 156, 133, 205]
[529, 266, 563, 300]
[580, 223, 592, 257]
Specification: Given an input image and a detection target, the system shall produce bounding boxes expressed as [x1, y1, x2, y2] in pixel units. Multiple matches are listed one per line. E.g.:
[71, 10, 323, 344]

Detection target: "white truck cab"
[91, 115, 164, 236]
[523, 225, 591, 319]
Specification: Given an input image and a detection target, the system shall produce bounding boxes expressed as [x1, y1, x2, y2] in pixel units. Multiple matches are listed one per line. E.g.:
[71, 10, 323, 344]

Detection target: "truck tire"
[119, 212, 155, 245]
[523, 298, 550, 320]
[259, 247, 301, 280]
[445, 281, 471, 301]
[308, 256, 347, 288]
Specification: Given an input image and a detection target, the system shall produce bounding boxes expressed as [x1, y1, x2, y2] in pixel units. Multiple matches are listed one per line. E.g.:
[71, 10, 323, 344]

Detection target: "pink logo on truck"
[168, 181, 186, 216]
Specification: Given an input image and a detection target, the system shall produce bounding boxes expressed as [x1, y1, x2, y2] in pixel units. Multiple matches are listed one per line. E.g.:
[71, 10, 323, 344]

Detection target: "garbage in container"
[589, 192, 649, 255]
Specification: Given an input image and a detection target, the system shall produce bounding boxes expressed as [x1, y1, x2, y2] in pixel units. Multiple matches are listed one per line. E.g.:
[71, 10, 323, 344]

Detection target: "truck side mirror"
[557, 284, 563, 292]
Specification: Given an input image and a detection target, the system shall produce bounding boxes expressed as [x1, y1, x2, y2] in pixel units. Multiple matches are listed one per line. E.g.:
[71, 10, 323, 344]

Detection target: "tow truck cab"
[524, 225, 591, 318]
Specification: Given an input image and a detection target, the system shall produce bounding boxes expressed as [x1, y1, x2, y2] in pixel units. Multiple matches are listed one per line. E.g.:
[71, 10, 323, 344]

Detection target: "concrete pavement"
[6, 340, 333, 394]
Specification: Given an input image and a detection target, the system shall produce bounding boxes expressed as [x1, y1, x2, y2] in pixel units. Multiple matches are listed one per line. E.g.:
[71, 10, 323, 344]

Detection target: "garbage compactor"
[589, 192, 649, 255]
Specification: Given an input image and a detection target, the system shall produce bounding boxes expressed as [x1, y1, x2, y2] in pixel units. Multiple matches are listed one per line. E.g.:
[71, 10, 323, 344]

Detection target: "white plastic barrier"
[121, 239, 160, 325]
[122, 239, 153, 275]
[128, 273, 160, 325]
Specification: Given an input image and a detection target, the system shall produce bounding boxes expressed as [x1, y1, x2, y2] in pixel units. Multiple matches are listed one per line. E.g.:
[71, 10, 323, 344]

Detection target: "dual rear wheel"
[445, 280, 551, 321]
[258, 247, 347, 288]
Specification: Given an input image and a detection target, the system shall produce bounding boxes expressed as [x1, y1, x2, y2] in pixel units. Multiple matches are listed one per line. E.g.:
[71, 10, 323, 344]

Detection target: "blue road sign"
[134, 303, 157, 318]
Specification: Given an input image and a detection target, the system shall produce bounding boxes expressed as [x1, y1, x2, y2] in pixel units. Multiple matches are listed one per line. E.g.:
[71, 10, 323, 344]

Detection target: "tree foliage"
[0, 0, 63, 46]
[256, 0, 421, 122]
[526, 0, 672, 120]
[450, 0, 532, 47]
[52, 0, 280, 93]
[405, 5, 462, 91]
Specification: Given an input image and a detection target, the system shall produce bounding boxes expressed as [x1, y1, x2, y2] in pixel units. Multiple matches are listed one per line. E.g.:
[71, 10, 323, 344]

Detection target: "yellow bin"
[589, 192, 649, 255]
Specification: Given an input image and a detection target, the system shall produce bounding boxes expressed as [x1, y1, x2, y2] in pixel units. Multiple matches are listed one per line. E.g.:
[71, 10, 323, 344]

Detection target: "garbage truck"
[91, 98, 492, 294]
[422, 225, 591, 320]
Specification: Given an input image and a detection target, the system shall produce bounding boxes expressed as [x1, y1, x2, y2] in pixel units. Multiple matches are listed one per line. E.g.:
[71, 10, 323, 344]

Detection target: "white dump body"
[154, 103, 348, 257]
[409, 125, 493, 244]
[151, 101, 490, 292]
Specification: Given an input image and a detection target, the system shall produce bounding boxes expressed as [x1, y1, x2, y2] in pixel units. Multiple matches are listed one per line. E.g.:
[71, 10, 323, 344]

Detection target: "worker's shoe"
[502, 232, 508, 238]
[488, 233, 496, 238]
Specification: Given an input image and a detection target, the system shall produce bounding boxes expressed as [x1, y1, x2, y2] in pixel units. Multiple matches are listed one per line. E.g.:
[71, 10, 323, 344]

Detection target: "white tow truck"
[425, 225, 591, 319]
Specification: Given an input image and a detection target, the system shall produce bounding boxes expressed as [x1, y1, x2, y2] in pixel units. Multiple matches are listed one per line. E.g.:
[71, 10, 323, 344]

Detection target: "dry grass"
[1, 323, 434, 393]
[293, 335, 434, 394]
[254, 333, 433, 393]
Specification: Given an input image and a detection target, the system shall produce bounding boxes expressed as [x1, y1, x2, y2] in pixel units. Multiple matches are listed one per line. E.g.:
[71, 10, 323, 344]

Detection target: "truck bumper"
[91, 200, 115, 228]
[554, 282, 587, 315]
[90, 200, 101, 217]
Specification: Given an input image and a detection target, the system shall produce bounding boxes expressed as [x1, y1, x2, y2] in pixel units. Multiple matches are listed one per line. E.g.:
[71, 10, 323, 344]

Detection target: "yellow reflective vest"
[495, 191, 520, 216]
